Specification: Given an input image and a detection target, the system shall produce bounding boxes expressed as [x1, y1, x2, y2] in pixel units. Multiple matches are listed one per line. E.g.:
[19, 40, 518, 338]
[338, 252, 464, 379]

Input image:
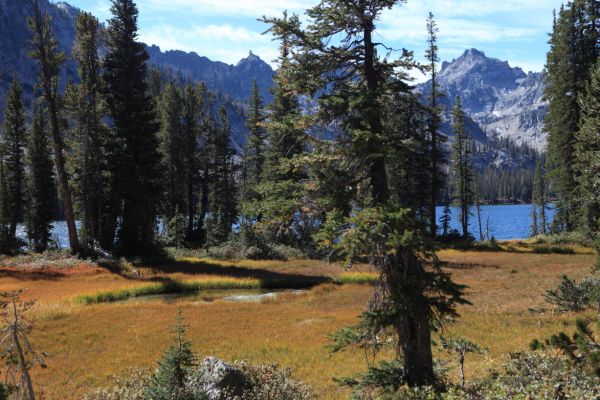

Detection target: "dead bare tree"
[0, 290, 46, 400]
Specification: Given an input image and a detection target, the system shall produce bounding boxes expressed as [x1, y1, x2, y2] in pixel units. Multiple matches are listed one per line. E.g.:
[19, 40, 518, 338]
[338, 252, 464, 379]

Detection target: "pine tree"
[574, 60, 600, 234]
[257, 15, 308, 246]
[425, 12, 445, 238]
[531, 203, 539, 237]
[28, 0, 80, 254]
[69, 12, 109, 249]
[532, 161, 548, 235]
[0, 159, 11, 254]
[264, 0, 466, 388]
[205, 107, 237, 245]
[145, 314, 196, 400]
[26, 103, 56, 253]
[545, 0, 600, 231]
[158, 80, 186, 220]
[240, 81, 267, 244]
[2, 76, 27, 240]
[440, 202, 451, 236]
[452, 97, 474, 238]
[182, 82, 205, 242]
[103, 0, 161, 255]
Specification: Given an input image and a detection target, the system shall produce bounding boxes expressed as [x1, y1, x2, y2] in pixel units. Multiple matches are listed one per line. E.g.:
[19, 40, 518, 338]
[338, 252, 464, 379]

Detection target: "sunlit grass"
[0, 248, 595, 399]
[335, 271, 379, 285]
[76, 277, 262, 304]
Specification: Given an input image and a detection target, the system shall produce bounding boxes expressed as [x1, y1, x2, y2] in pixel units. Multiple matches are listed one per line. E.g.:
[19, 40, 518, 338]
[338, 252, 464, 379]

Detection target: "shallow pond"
[119, 289, 307, 304]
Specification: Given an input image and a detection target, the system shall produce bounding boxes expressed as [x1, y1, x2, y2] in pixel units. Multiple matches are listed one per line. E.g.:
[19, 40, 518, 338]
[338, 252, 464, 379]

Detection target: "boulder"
[191, 357, 251, 400]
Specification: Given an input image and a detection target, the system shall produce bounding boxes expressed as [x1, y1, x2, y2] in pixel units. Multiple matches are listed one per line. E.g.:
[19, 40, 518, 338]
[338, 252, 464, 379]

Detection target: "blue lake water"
[20, 204, 552, 249]
[436, 204, 555, 240]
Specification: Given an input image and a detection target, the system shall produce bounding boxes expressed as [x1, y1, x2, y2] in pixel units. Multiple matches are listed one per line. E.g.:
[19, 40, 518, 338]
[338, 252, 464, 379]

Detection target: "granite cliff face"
[418, 49, 548, 151]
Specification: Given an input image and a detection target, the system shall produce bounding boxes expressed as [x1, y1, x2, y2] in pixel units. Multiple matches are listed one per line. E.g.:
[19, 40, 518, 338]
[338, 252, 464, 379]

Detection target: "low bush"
[527, 231, 592, 246]
[545, 275, 600, 312]
[167, 242, 306, 261]
[83, 369, 150, 400]
[380, 352, 600, 399]
[0, 250, 86, 269]
[531, 244, 575, 254]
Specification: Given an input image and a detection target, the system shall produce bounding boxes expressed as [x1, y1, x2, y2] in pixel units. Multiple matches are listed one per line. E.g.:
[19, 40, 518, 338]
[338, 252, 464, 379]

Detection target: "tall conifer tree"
[103, 0, 161, 255]
[205, 107, 237, 245]
[69, 12, 109, 249]
[240, 81, 267, 244]
[257, 16, 308, 245]
[425, 12, 445, 238]
[574, 60, 600, 234]
[2, 76, 27, 240]
[451, 97, 474, 238]
[28, 0, 80, 253]
[264, 0, 466, 389]
[545, 0, 600, 231]
[26, 103, 56, 253]
[158, 80, 185, 220]
[182, 83, 205, 241]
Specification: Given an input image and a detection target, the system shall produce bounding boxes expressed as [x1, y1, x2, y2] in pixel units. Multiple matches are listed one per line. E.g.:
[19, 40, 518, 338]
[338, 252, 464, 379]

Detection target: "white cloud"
[71, 0, 563, 71]
[140, 24, 277, 65]
[142, 0, 314, 17]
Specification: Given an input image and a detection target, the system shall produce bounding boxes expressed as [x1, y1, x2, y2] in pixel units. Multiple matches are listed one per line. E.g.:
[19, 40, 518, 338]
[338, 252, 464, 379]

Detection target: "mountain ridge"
[0, 1, 547, 155]
[417, 48, 548, 150]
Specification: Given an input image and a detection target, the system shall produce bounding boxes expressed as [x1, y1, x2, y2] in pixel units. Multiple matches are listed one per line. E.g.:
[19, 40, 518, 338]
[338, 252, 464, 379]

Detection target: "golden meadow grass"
[0, 250, 595, 399]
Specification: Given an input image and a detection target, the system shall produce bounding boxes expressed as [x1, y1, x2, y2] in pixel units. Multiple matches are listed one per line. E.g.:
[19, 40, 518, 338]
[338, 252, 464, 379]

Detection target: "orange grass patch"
[0, 251, 594, 399]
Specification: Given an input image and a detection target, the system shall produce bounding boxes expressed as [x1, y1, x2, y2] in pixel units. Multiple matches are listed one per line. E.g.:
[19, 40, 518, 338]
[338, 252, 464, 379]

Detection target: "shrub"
[472, 352, 600, 399]
[167, 242, 306, 261]
[528, 231, 592, 246]
[531, 244, 575, 254]
[83, 370, 150, 400]
[381, 352, 600, 400]
[545, 275, 600, 312]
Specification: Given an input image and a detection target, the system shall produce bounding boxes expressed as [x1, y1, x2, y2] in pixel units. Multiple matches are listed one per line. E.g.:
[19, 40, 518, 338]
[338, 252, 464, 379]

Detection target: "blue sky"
[61, 0, 565, 80]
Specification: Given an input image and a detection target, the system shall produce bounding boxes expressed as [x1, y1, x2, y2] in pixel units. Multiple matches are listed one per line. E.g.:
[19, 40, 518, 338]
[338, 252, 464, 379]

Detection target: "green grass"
[77, 272, 379, 305]
[531, 244, 576, 254]
[76, 277, 262, 304]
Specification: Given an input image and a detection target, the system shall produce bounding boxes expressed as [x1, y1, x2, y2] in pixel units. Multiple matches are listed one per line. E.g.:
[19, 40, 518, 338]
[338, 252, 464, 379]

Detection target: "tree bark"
[11, 298, 35, 400]
[362, 11, 434, 386]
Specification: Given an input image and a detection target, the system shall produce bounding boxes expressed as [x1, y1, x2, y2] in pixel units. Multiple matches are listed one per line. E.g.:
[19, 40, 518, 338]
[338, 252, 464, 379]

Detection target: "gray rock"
[188, 357, 251, 400]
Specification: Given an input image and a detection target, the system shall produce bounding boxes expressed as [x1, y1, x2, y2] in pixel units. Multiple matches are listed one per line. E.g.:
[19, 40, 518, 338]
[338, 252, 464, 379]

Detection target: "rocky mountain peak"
[418, 48, 547, 150]
[237, 50, 262, 66]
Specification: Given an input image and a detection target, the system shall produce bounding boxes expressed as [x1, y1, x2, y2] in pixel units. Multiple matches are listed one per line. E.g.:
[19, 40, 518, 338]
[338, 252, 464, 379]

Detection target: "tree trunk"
[385, 250, 435, 387]
[48, 108, 80, 254]
[362, 11, 434, 386]
[460, 356, 465, 388]
[29, 0, 80, 254]
[11, 299, 35, 400]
